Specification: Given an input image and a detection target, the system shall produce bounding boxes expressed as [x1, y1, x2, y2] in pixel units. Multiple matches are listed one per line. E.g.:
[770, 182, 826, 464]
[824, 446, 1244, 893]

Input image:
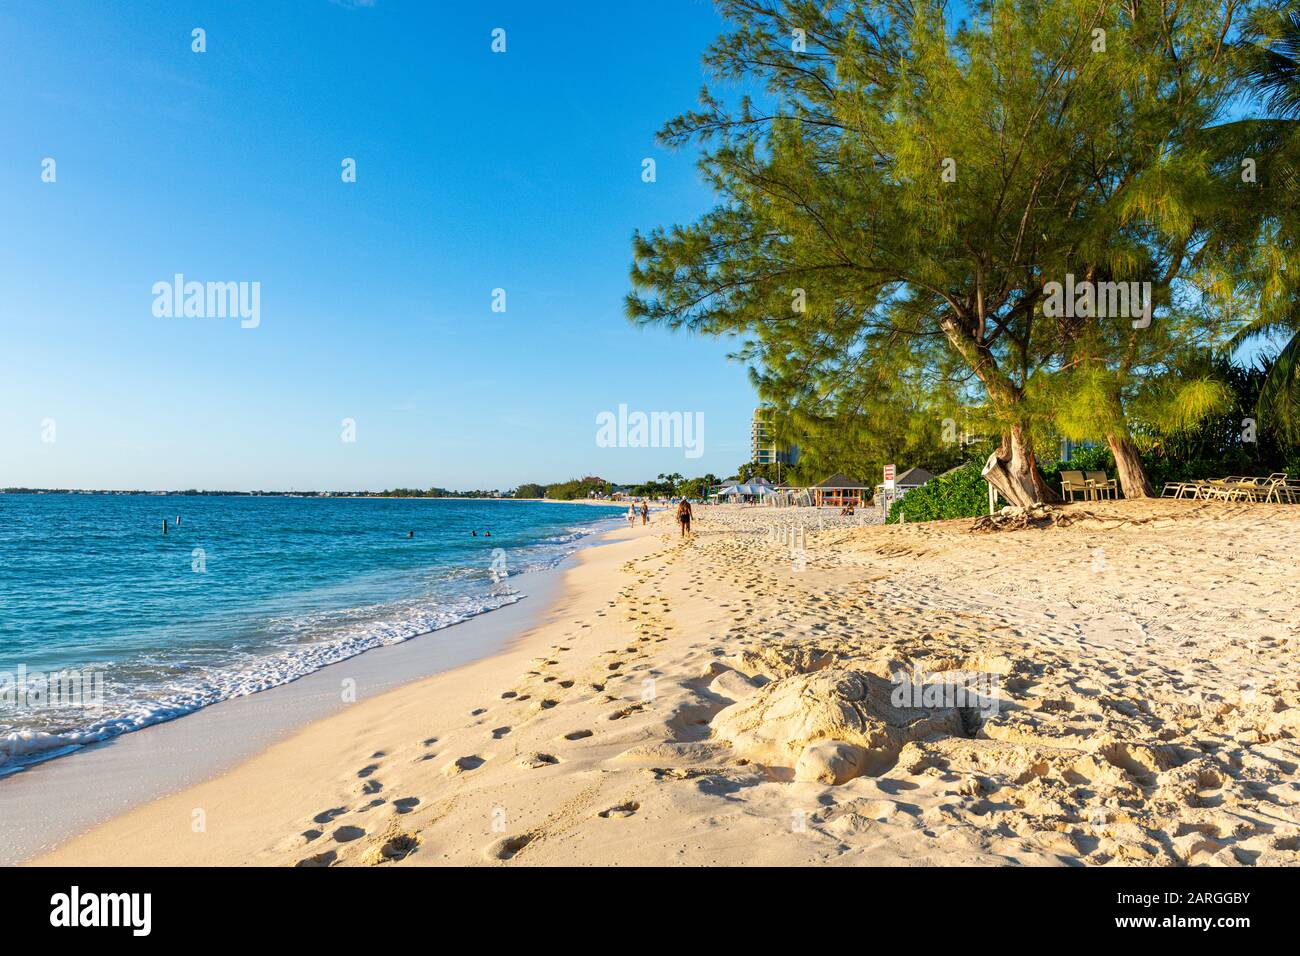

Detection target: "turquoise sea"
[0, 494, 623, 774]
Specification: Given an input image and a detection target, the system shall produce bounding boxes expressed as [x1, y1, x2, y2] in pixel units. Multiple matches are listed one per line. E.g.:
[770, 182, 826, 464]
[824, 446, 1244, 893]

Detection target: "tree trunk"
[982, 425, 1060, 507]
[1106, 434, 1154, 498]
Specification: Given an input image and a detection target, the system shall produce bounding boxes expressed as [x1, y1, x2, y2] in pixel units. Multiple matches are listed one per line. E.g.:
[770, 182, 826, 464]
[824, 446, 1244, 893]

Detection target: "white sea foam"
[0, 591, 525, 776]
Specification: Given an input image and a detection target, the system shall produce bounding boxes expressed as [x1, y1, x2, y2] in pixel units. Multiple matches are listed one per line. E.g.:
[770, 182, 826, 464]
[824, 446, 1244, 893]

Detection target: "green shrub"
[885, 463, 989, 523]
[1039, 445, 1116, 492]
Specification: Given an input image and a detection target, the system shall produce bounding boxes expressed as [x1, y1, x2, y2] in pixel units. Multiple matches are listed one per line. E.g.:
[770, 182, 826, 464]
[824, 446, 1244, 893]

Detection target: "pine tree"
[629, 0, 1268, 504]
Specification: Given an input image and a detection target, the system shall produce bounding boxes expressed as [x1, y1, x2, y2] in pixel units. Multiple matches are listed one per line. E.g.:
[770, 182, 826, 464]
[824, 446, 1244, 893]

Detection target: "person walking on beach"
[640, 501, 649, 525]
[626, 505, 637, 528]
[676, 498, 692, 538]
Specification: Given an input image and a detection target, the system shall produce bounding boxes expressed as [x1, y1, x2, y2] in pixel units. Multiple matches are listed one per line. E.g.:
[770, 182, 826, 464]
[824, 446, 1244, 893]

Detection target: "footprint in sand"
[445, 755, 486, 775]
[371, 833, 419, 863]
[518, 752, 559, 769]
[490, 726, 512, 739]
[392, 797, 421, 814]
[484, 834, 532, 861]
[563, 729, 593, 741]
[357, 764, 380, 778]
[598, 801, 640, 819]
[332, 825, 366, 843]
[360, 779, 383, 795]
[313, 807, 348, 825]
[295, 850, 337, 867]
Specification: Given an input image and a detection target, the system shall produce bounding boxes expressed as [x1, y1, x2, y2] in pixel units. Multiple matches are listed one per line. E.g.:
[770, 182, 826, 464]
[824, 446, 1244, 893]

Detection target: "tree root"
[969, 504, 1091, 533]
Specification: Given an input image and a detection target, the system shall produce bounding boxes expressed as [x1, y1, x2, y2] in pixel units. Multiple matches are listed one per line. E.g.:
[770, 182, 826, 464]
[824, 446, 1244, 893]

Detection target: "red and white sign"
[884, 464, 896, 490]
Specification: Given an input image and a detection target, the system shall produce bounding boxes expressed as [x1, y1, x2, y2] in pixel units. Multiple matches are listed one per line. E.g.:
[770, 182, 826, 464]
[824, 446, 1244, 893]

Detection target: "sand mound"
[724, 644, 837, 681]
[711, 668, 967, 782]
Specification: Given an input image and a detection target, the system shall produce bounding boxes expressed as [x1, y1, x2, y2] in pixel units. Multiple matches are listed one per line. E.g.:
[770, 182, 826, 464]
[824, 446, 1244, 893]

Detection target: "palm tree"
[1231, 9, 1300, 442]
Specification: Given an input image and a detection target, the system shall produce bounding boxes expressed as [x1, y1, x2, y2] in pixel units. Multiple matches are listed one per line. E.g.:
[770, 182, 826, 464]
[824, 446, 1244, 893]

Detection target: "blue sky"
[0, 0, 758, 491]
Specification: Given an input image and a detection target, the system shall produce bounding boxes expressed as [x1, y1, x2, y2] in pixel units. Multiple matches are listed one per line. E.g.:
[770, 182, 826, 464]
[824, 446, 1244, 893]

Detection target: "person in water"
[676, 498, 692, 537]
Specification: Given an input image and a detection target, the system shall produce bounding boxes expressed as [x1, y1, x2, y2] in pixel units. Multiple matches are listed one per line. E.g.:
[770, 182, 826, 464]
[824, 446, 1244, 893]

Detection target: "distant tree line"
[5, 466, 792, 501]
[515, 470, 741, 500]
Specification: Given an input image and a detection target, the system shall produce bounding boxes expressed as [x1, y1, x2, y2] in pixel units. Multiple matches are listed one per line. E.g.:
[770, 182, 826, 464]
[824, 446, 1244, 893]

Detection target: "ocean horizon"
[0, 494, 624, 775]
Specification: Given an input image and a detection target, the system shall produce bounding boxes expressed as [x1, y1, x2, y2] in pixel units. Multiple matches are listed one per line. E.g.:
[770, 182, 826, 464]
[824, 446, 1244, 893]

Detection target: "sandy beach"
[27, 499, 1300, 867]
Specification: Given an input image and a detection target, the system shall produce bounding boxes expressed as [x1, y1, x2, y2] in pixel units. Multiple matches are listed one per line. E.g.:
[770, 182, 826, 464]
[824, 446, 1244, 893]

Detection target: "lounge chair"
[1163, 479, 1217, 499]
[1164, 474, 1298, 503]
[1086, 471, 1118, 500]
[1060, 470, 1090, 502]
[1261, 474, 1299, 503]
[1207, 478, 1258, 501]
